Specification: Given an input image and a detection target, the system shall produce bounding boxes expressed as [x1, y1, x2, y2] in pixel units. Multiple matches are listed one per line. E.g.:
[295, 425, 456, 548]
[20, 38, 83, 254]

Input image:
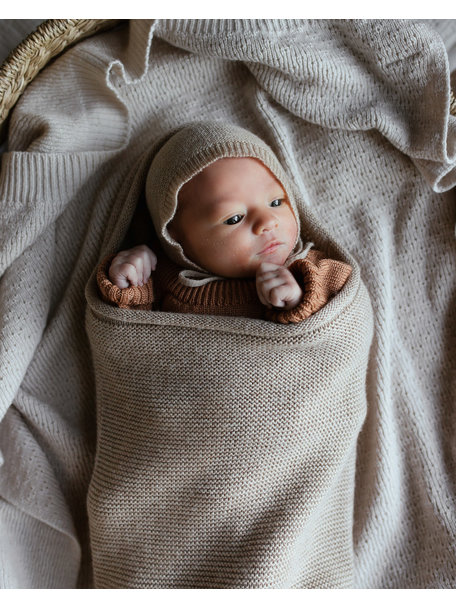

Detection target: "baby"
[98, 122, 351, 323]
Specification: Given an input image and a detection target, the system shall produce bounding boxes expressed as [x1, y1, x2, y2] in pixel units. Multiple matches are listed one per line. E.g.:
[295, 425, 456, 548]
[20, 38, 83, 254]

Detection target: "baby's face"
[169, 157, 298, 278]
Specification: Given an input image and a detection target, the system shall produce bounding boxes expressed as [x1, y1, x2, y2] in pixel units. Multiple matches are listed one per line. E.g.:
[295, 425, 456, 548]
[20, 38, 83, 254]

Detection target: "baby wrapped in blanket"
[85, 122, 374, 588]
[97, 122, 351, 322]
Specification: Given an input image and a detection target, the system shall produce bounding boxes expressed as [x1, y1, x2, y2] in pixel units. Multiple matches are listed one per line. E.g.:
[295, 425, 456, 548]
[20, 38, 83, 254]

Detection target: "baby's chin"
[194, 245, 294, 278]
[255, 245, 293, 268]
[229, 250, 292, 278]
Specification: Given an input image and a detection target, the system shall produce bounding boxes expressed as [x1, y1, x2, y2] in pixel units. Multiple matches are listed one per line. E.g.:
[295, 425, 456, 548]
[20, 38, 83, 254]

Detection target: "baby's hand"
[108, 245, 157, 288]
[256, 262, 303, 310]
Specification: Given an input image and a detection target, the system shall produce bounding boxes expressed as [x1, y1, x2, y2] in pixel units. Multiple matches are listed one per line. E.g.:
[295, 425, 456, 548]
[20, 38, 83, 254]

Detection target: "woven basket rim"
[0, 18, 123, 136]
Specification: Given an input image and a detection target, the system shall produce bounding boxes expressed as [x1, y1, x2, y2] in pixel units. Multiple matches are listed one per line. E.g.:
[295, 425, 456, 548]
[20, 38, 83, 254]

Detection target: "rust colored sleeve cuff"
[266, 252, 352, 325]
[96, 254, 155, 310]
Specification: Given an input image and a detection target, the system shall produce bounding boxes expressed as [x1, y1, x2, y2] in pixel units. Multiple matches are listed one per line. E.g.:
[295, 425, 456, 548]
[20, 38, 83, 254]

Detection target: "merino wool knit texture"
[86, 145, 369, 587]
[0, 19, 456, 588]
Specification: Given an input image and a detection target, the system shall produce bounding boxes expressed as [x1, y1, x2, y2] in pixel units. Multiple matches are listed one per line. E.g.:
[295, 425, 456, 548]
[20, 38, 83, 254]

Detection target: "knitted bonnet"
[145, 121, 304, 274]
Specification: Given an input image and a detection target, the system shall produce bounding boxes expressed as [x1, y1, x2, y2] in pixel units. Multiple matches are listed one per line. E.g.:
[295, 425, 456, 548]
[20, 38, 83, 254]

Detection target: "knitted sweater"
[1, 19, 456, 589]
[96, 248, 352, 324]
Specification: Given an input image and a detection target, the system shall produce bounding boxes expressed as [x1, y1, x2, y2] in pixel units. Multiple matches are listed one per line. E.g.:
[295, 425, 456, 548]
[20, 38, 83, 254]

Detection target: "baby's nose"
[253, 211, 279, 234]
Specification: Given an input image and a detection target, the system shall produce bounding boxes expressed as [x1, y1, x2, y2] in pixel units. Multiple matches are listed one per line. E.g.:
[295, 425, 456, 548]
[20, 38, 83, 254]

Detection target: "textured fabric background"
[0, 19, 455, 588]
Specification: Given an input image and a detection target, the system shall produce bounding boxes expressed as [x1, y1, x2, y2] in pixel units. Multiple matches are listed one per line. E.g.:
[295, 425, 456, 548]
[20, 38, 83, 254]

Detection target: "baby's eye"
[270, 199, 284, 207]
[224, 214, 244, 225]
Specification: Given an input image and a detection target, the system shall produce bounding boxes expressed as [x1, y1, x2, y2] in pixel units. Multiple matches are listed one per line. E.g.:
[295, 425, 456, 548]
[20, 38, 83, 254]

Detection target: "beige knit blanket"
[1, 20, 456, 588]
[84, 148, 372, 587]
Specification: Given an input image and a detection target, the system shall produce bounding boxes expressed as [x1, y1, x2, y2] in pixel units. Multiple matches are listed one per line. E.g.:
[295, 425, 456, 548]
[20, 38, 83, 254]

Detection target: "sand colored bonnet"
[145, 121, 305, 278]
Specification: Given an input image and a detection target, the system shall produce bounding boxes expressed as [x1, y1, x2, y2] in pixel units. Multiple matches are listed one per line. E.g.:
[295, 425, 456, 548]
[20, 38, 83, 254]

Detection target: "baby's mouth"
[258, 240, 283, 256]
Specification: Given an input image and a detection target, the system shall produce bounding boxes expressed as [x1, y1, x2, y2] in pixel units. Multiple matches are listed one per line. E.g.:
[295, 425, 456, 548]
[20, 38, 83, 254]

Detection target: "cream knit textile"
[0, 19, 455, 588]
[85, 147, 371, 587]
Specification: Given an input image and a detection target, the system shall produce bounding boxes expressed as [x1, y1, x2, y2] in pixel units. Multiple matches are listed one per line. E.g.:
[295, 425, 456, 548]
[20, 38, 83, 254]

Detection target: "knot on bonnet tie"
[177, 241, 315, 287]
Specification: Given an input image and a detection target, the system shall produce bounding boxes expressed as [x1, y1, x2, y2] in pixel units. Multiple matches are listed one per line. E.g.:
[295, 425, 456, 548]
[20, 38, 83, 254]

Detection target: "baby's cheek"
[285, 219, 299, 254]
[290, 214, 299, 238]
[232, 246, 259, 277]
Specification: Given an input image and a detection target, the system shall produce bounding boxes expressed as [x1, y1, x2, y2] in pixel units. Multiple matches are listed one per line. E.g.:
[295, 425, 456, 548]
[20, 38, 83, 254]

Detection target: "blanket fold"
[153, 19, 456, 192]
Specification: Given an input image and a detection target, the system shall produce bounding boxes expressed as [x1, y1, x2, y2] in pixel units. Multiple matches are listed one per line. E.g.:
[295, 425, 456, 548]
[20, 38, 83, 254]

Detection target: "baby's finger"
[256, 269, 281, 283]
[142, 256, 153, 284]
[130, 255, 145, 285]
[111, 275, 130, 289]
[118, 262, 140, 287]
[257, 279, 287, 307]
[147, 249, 158, 271]
[256, 262, 281, 279]
[268, 284, 291, 308]
[258, 262, 281, 272]
[135, 245, 157, 273]
[261, 277, 287, 297]
[256, 281, 273, 308]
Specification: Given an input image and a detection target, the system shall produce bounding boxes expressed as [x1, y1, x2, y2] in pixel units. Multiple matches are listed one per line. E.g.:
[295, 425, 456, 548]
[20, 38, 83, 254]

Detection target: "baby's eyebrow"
[210, 195, 240, 207]
[208, 197, 241, 215]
